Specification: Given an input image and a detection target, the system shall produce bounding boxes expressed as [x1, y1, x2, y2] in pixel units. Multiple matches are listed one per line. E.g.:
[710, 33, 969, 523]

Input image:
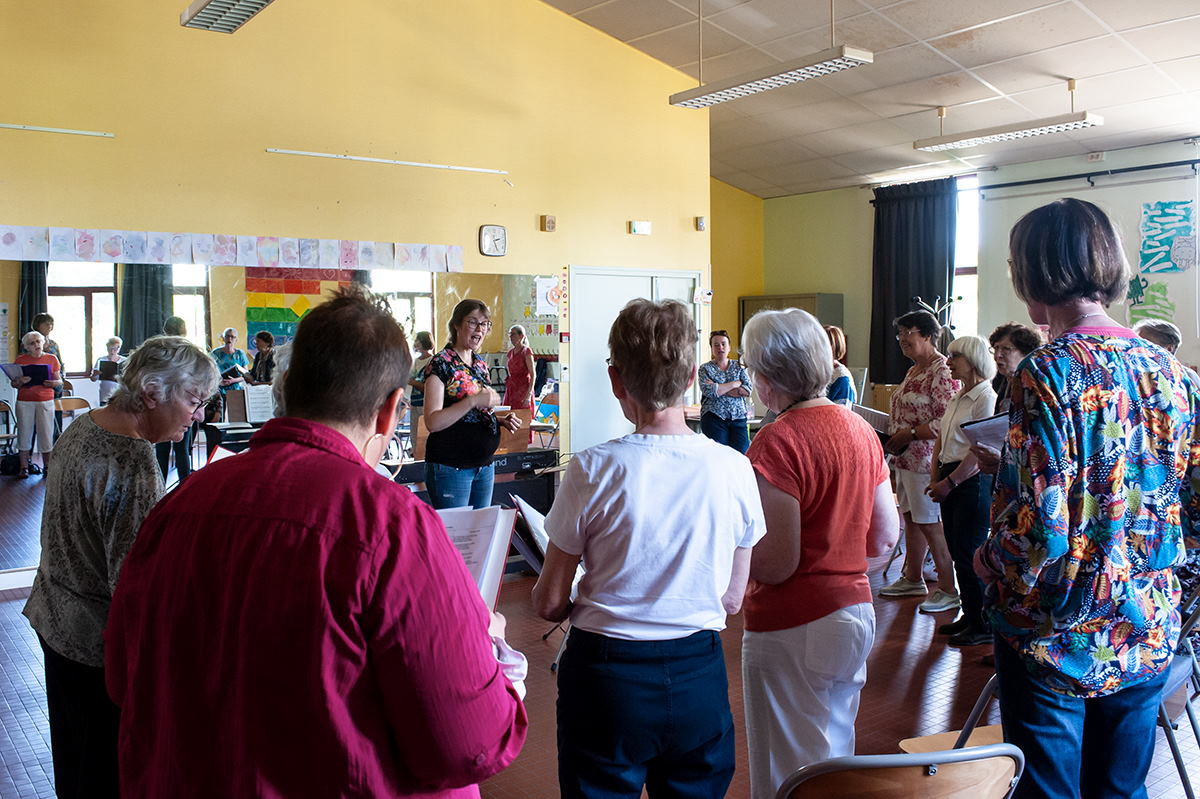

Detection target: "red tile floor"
[1, 475, 1197, 797]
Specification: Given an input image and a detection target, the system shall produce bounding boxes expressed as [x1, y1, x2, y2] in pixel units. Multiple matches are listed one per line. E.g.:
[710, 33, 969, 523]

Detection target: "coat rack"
[911, 294, 962, 330]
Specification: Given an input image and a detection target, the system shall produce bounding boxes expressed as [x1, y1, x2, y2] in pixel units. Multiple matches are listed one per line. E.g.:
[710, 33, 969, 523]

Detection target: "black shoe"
[949, 629, 992, 648]
[980, 653, 995, 667]
[938, 617, 971, 636]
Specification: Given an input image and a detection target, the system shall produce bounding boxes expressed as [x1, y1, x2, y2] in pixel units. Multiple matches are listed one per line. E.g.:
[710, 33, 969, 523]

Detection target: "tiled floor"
[1, 475, 1198, 798]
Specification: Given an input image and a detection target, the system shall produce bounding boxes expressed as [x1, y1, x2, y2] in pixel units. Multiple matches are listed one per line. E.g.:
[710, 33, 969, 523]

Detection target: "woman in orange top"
[10, 330, 63, 478]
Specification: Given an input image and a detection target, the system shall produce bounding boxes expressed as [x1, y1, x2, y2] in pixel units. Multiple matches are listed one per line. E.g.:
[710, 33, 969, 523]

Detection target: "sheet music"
[851, 403, 891, 434]
[960, 413, 1009, 450]
[510, 494, 549, 557]
[436, 505, 515, 608]
[244, 383, 275, 424]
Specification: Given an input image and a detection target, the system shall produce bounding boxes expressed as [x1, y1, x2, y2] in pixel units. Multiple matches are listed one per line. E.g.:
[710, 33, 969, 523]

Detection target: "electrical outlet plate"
[628, 220, 652, 235]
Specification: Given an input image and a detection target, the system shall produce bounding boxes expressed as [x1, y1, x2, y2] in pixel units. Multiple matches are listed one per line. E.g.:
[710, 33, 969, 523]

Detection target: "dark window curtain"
[869, 178, 957, 385]
[351, 269, 372, 287]
[118, 264, 173, 350]
[17, 261, 48, 336]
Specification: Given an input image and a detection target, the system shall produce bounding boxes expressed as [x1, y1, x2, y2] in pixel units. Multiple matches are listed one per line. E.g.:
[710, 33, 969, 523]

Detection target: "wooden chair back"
[0, 400, 17, 454]
[55, 397, 92, 413]
[777, 744, 1023, 799]
[870, 382, 901, 413]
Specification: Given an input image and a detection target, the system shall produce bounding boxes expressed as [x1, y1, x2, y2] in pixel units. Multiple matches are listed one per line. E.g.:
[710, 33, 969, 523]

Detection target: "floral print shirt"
[978, 330, 1200, 697]
[699, 360, 753, 421]
[425, 348, 498, 431]
[888, 354, 959, 474]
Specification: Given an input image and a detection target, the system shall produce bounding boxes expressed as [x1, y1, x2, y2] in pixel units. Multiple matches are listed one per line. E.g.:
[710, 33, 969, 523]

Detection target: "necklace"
[1065, 310, 1105, 329]
[779, 398, 807, 415]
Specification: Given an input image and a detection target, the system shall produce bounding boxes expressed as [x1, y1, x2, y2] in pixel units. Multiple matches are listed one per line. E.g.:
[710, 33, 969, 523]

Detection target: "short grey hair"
[271, 342, 292, 417]
[1133, 319, 1182, 353]
[106, 336, 123, 349]
[108, 336, 219, 413]
[221, 327, 238, 339]
[948, 335, 996, 381]
[741, 308, 832, 402]
[21, 331, 44, 349]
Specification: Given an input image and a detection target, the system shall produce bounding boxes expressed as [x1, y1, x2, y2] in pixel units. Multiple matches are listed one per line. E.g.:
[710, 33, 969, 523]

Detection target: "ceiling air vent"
[180, 0, 276, 33]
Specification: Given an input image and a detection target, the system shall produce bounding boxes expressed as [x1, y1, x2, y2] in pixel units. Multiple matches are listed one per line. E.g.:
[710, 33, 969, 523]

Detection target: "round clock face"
[479, 224, 507, 257]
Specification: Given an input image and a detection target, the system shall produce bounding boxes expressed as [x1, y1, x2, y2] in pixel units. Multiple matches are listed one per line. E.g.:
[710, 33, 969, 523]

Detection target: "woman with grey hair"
[924, 335, 997, 648]
[738, 307, 899, 798]
[22, 335, 217, 799]
[9, 330, 63, 478]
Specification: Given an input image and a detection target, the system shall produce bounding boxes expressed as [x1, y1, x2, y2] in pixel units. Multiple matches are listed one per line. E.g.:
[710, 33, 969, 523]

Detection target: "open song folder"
[436, 505, 517, 609]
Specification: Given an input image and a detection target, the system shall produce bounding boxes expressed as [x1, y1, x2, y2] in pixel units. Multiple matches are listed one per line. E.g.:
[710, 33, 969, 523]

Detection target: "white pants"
[17, 399, 54, 453]
[742, 602, 875, 799]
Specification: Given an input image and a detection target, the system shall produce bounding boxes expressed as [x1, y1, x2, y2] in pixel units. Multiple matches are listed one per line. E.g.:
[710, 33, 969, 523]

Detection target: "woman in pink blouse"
[878, 310, 960, 613]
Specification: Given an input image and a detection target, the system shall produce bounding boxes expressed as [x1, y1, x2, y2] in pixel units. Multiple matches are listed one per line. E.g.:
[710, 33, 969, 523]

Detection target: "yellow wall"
[709, 179, 763, 349]
[434, 273, 506, 353]
[208, 267, 248, 350]
[0, 261, 18, 361]
[763, 187, 874, 367]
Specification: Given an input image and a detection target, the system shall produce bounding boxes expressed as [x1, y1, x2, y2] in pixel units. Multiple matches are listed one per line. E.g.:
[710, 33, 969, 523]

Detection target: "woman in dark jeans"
[926, 335, 996, 647]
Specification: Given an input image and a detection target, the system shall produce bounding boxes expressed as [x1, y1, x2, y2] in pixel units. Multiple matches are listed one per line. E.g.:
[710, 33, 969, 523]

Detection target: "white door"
[568, 267, 698, 453]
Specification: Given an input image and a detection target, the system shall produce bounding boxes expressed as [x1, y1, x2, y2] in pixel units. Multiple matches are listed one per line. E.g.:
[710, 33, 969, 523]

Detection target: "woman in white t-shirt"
[533, 298, 765, 799]
[89, 336, 127, 405]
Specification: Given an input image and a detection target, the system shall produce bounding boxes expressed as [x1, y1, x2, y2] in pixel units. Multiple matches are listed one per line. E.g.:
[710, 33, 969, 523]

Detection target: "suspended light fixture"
[670, 0, 873, 109]
[180, 0, 276, 33]
[913, 80, 1103, 152]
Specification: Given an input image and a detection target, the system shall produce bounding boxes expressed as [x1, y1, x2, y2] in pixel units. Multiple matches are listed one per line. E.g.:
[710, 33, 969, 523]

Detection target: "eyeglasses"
[990, 345, 1018, 355]
[185, 394, 207, 414]
[895, 329, 921, 340]
[463, 319, 493, 331]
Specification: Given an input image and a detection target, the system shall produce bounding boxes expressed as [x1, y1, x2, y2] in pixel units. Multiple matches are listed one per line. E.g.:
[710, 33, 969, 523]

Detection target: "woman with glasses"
[987, 322, 1042, 413]
[22, 336, 217, 799]
[878, 311, 960, 613]
[422, 299, 522, 509]
[699, 329, 753, 453]
[978, 198, 1200, 798]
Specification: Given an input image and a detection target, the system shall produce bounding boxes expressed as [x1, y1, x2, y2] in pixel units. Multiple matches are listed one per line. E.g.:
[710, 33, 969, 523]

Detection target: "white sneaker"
[879, 577, 928, 597]
[919, 589, 962, 614]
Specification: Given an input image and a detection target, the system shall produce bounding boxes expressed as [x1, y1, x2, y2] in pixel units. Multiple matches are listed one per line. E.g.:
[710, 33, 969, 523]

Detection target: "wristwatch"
[946, 475, 958, 488]
[910, 426, 918, 439]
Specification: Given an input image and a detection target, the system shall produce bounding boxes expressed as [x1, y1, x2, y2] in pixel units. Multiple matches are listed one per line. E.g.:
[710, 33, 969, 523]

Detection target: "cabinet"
[738, 293, 843, 334]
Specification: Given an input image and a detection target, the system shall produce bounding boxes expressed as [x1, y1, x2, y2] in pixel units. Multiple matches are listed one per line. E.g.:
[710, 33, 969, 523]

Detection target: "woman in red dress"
[504, 325, 536, 437]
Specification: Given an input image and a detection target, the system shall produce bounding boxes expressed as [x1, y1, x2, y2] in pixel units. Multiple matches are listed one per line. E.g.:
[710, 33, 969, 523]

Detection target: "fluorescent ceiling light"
[180, 0, 276, 33]
[913, 111, 1103, 152]
[669, 46, 873, 109]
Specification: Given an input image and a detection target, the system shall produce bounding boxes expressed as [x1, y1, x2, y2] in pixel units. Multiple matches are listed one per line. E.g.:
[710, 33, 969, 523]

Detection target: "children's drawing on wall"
[1139, 199, 1195, 273]
[1127, 276, 1177, 327]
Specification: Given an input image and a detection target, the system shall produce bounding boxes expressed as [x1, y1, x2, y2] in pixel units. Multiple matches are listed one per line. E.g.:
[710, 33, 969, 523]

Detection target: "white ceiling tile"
[928, 4, 1108, 70]
[755, 10, 915, 57]
[711, 169, 788, 196]
[748, 157, 858, 184]
[707, 0, 869, 46]
[827, 144, 950, 174]
[539, 0, 612, 15]
[1121, 17, 1200, 64]
[970, 36, 1146, 95]
[575, 0, 696, 41]
[747, 97, 883, 135]
[852, 71, 1000, 117]
[710, 114, 800, 149]
[631, 21, 747, 66]
[1076, 0, 1200, 32]
[707, 102, 747, 124]
[679, 46, 780, 81]
[793, 119, 915, 156]
[713, 139, 824, 171]
[1074, 94, 1200, 133]
[900, 97, 1037, 137]
[1158, 56, 1200, 93]
[877, 0, 1063, 41]
[1008, 67, 1176, 117]
[810, 43, 960, 94]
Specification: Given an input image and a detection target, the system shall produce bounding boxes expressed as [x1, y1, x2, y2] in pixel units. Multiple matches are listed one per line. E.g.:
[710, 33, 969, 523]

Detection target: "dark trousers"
[699, 413, 749, 454]
[938, 462, 992, 630]
[39, 635, 120, 799]
[557, 628, 735, 799]
[154, 426, 193, 482]
[995, 635, 1167, 799]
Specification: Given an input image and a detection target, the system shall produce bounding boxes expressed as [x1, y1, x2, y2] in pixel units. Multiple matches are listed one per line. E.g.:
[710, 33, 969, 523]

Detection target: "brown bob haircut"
[446, 299, 490, 349]
[283, 285, 412, 426]
[824, 325, 847, 364]
[608, 299, 697, 411]
[988, 322, 1042, 355]
[1009, 198, 1128, 306]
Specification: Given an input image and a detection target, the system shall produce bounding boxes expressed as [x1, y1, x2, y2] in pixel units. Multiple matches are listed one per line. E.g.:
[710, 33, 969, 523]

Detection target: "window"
[371, 270, 433, 344]
[951, 175, 981, 338]
[172, 264, 210, 351]
[47, 262, 116, 375]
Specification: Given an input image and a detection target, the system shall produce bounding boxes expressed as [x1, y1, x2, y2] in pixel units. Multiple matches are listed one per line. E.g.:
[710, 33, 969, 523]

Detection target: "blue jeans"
[557, 628, 735, 799]
[700, 413, 749, 454]
[424, 461, 495, 509]
[994, 635, 1168, 799]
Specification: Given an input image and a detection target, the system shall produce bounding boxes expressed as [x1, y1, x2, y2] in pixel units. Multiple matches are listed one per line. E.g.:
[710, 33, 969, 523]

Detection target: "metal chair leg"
[1159, 703, 1197, 799]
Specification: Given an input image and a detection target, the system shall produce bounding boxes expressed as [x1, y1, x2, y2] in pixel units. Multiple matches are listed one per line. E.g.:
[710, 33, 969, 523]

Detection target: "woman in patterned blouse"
[977, 198, 1200, 799]
[878, 310, 960, 614]
[422, 299, 522, 509]
[699, 329, 753, 454]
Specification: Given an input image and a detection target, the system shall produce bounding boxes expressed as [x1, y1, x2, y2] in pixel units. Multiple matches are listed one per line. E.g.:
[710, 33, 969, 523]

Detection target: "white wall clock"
[479, 224, 506, 257]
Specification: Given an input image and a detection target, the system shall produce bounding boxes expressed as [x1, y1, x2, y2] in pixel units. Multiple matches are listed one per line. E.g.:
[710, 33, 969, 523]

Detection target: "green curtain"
[118, 264, 173, 350]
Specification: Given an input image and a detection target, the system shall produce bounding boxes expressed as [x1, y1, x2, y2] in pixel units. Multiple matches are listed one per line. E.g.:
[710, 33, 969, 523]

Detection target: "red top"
[15, 353, 60, 402]
[105, 417, 527, 798]
[503, 345, 533, 409]
[743, 405, 889, 632]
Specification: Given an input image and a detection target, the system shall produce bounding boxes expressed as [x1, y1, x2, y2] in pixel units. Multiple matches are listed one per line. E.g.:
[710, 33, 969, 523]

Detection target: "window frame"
[47, 282, 117, 377]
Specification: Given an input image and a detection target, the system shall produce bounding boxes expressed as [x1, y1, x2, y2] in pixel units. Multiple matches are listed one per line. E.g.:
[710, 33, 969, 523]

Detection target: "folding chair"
[900, 673, 1003, 753]
[0, 400, 17, 454]
[776, 743, 1024, 799]
[54, 396, 92, 429]
[1156, 588, 1200, 799]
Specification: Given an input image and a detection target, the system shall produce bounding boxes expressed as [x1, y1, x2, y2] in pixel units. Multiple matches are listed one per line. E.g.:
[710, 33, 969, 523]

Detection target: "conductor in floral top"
[699, 329, 753, 453]
[422, 299, 522, 509]
[978, 198, 1200, 799]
